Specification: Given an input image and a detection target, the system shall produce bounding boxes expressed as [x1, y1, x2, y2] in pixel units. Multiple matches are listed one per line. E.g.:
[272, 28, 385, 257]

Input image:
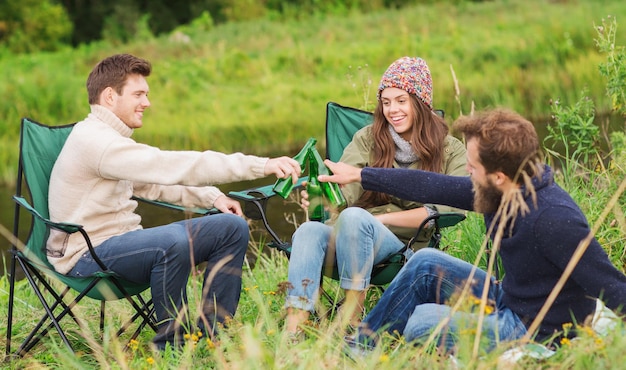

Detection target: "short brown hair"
[86, 54, 151, 104]
[454, 108, 541, 183]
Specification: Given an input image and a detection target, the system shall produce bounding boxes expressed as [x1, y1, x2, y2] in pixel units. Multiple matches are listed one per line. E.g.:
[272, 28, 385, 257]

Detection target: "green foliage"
[0, 0, 73, 53]
[545, 14, 626, 174]
[102, 5, 154, 44]
[545, 90, 600, 167]
[596, 15, 626, 116]
[0, 0, 625, 187]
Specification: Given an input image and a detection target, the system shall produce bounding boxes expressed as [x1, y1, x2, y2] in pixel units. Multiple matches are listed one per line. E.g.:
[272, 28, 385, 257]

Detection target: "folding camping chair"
[5, 118, 215, 357]
[229, 102, 466, 312]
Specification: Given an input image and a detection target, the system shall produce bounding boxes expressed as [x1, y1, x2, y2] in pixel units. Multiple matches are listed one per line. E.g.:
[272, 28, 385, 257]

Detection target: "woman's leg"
[284, 221, 333, 333]
[334, 207, 405, 291]
[333, 207, 406, 325]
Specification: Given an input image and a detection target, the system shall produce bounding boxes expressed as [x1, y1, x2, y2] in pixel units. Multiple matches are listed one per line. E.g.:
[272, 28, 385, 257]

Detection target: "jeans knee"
[407, 248, 445, 269]
[336, 207, 371, 229]
[291, 221, 331, 255]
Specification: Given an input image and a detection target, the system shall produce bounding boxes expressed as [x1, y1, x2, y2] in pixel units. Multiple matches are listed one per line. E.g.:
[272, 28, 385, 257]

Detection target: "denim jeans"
[68, 213, 249, 348]
[285, 207, 406, 312]
[357, 248, 527, 352]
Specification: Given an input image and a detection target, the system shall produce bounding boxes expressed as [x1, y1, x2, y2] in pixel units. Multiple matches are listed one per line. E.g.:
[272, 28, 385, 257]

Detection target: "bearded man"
[318, 108, 626, 352]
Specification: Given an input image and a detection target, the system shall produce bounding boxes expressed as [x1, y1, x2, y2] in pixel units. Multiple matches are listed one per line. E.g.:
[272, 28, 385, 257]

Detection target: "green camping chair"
[229, 102, 465, 312]
[5, 118, 215, 357]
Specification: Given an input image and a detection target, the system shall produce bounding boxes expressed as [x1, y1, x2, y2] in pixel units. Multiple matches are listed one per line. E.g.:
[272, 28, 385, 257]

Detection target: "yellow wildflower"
[128, 339, 139, 351]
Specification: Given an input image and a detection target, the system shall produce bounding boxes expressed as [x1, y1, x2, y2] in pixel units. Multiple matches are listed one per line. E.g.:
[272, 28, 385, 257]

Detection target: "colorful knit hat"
[377, 56, 433, 109]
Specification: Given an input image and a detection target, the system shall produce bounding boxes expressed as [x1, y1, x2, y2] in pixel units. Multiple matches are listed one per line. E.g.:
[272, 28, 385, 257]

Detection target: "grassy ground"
[1, 194, 625, 369]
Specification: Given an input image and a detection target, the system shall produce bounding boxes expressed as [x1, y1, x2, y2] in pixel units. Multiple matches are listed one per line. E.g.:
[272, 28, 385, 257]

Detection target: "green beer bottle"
[308, 147, 347, 208]
[273, 137, 317, 199]
[306, 151, 325, 221]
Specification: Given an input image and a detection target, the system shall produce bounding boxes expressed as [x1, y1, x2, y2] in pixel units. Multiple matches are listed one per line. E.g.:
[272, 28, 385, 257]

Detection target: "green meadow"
[0, 0, 625, 185]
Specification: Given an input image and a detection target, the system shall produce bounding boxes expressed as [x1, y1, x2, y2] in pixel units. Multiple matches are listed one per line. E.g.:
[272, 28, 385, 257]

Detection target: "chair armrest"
[228, 176, 308, 203]
[436, 212, 467, 228]
[228, 176, 307, 248]
[13, 195, 83, 234]
[13, 195, 110, 270]
[407, 210, 467, 251]
[131, 196, 220, 215]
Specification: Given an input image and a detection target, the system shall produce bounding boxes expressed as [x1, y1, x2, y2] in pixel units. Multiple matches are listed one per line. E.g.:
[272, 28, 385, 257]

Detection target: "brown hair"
[356, 95, 449, 208]
[454, 108, 541, 183]
[86, 54, 151, 105]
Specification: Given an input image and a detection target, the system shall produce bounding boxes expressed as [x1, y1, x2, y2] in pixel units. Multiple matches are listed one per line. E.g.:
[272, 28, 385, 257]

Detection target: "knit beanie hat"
[377, 56, 433, 110]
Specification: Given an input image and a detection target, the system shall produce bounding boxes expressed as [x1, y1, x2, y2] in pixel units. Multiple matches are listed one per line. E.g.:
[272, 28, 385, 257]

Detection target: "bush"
[0, 0, 73, 53]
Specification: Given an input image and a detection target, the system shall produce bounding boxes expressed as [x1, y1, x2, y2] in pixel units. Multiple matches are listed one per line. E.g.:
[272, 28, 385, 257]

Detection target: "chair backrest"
[324, 102, 445, 162]
[16, 118, 75, 269]
[15, 118, 149, 299]
[325, 102, 373, 162]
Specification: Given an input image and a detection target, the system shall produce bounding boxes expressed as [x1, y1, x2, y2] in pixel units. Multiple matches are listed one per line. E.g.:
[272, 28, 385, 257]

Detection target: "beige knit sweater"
[47, 105, 269, 274]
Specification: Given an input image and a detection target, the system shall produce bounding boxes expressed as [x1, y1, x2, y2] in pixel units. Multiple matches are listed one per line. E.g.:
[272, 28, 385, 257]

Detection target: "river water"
[1, 178, 303, 278]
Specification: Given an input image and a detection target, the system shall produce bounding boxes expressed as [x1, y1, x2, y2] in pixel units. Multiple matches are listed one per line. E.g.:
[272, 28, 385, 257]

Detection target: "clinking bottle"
[307, 146, 346, 209]
[272, 137, 317, 199]
[306, 151, 325, 221]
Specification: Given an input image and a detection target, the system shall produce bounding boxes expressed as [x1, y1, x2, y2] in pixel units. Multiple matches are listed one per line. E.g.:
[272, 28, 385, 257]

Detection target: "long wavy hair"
[355, 94, 449, 208]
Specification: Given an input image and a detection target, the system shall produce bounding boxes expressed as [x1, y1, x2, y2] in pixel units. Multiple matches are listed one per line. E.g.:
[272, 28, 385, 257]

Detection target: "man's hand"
[264, 156, 302, 182]
[318, 160, 362, 185]
[213, 195, 243, 216]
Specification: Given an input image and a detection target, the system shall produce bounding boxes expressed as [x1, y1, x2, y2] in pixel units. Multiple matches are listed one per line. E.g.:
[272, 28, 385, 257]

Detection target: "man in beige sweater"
[47, 54, 301, 349]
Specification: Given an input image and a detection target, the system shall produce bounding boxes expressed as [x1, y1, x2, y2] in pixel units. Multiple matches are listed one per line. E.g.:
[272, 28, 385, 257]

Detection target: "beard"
[472, 177, 503, 214]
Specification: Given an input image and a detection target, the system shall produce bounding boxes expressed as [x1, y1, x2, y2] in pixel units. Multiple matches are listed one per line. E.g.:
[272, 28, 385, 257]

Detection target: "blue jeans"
[357, 248, 527, 352]
[68, 213, 249, 348]
[285, 207, 406, 312]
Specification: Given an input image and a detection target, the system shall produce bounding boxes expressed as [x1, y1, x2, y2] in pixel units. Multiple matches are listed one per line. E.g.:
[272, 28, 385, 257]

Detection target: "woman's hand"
[299, 182, 309, 210]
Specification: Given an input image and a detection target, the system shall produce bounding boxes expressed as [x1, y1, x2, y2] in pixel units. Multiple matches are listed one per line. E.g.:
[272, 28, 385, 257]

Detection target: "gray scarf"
[388, 125, 418, 167]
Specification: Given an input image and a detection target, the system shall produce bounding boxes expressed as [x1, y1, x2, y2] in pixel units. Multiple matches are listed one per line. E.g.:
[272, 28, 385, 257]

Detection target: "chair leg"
[16, 262, 74, 355]
[100, 301, 106, 338]
[6, 250, 18, 357]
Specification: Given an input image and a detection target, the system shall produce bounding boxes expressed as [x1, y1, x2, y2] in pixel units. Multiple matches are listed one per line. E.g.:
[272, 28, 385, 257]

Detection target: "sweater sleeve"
[133, 182, 225, 209]
[360, 167, 475, 211]
[94, 136, 269, 185]
[430, 136, 468, 214]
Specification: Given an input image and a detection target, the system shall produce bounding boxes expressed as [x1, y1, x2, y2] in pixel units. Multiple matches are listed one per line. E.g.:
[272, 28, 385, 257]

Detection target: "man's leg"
[186, 214, 249, 336]
[68, 213, 249, 348]
[356, 248, 493, 345]
[403, 300, 526, 352]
